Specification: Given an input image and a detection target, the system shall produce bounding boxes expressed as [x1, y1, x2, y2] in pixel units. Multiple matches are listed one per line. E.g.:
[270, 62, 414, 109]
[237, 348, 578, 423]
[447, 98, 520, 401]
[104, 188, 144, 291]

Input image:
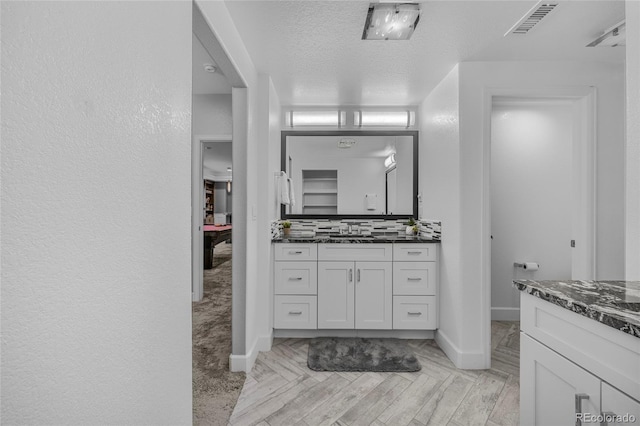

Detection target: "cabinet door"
[355, 262, 392, 329]
[521, 333, 601, 426]
[318, 262, 354, 329]
[601, 383, 640, 426]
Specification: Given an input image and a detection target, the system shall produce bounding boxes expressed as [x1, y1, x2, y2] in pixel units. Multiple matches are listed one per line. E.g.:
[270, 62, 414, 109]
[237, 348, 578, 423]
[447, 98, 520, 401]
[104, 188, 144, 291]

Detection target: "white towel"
[287, 178, 296, 206]
[279, 172, 290, 205]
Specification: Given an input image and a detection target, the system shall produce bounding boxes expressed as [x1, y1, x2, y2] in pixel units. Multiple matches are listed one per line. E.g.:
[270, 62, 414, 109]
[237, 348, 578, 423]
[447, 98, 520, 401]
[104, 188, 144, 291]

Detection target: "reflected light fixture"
[587, 20, 626, 47]
[226, 167, 232, 194]
[285, 111, 346, 127]
[354, 111, 416, 127]
[384, 153, 396, 169]
[362, 3, 421, 41]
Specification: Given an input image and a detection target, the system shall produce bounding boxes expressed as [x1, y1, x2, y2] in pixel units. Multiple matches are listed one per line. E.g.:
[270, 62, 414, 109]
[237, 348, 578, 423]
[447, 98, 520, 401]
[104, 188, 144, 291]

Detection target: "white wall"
[197, 1, 271, 372]
[193, 94, 232, 135]
[419, 66, 464, 366]
[491, 101, 574, 319]
[257, 73, 282, 348]
[626, 0, 640, 280]
[1, 2, 193, 423]
[421, 61, 625, 369]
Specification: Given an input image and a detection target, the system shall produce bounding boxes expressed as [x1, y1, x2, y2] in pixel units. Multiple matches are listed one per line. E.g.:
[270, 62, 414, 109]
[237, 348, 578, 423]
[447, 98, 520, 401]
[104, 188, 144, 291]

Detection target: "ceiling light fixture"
[354, 111, 416, 127]
[362, 3, 421, 41]
[587, 20, 626, 47]
[203, 63, 217, 73]
[285, 111, 346, 127]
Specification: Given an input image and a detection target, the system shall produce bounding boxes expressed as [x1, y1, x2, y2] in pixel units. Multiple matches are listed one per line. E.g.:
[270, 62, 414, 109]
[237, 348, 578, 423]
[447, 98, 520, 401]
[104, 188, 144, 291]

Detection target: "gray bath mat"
[307, 337, 421, 372]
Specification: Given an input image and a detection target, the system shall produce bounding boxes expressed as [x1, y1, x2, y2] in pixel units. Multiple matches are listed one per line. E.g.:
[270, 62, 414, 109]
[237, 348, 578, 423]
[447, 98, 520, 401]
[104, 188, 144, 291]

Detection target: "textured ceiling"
[224, 0, 625, 106]
[193, 33, 232, 95]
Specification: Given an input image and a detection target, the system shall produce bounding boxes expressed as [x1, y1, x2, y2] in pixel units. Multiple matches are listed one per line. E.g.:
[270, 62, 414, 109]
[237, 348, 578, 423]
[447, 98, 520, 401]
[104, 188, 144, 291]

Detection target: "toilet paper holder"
[514, 262, 540, 270]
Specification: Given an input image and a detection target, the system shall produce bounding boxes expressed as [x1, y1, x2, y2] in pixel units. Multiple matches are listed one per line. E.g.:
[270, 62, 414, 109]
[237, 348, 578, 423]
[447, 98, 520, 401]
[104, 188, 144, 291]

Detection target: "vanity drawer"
[393, 262, 437, 295]
[274, 243, 318, 261]
[274, 295, 317, 329]
[275, 261, 317, 295]
[393, 296, 437, 330]
[393, 244, 437, 262]
[318, 243, 393, 261]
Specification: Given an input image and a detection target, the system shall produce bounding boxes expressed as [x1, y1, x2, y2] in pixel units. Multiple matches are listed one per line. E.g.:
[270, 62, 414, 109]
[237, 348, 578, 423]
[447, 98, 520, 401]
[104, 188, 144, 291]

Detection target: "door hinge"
[571, 240, 575, 248]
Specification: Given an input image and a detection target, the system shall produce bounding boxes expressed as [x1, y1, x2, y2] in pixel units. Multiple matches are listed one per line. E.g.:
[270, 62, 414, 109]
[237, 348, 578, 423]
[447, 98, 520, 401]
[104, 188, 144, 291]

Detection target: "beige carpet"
[192, 243, 246, 425]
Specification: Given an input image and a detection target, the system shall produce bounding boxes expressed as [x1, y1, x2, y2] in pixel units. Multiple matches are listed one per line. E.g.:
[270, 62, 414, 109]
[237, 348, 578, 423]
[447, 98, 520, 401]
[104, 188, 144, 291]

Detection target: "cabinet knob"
[288, 311, 302, 315]
[289, 277, 303, 281]
[575, 393, 590, 426]
[407, 251, 422, 255]
[289, 250, 303, 254]
[407, 277, 422, 281]
[408, 312, 423, 316]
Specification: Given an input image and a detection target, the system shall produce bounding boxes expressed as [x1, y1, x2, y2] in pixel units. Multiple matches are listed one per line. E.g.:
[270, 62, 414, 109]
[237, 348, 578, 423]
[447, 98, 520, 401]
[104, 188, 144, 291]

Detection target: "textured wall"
[626, 0, 640, 280]
[193, 94, 232, 136]
[1, 2, 193, 423]
[418, 65, 464, 365]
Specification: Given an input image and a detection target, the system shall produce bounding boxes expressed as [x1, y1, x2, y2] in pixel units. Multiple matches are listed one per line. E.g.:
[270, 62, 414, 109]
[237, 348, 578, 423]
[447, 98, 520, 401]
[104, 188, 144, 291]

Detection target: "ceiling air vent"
[505, 1, 558, 36]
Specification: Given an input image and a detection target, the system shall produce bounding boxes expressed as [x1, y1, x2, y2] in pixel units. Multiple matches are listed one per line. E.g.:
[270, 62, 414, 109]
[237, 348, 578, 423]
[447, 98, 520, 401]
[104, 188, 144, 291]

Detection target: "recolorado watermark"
[577, 413, 637, 424]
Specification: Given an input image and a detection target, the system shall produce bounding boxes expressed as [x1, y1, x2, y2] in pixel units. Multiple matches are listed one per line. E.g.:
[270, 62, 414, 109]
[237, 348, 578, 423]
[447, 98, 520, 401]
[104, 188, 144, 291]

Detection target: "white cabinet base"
[274, 295, 317, 329]
[274, 329, 435, 339]
[393, 296, 437, 330]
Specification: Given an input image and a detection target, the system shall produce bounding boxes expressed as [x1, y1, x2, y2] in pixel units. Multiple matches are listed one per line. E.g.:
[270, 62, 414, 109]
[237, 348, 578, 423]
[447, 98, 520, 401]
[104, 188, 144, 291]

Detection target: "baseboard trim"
[435, 329, 489, 369]
[257, 332, 273, 352]
[229, 333, 274, 373]
[491, 307, 520, 321]
[273, 329, 435, 339]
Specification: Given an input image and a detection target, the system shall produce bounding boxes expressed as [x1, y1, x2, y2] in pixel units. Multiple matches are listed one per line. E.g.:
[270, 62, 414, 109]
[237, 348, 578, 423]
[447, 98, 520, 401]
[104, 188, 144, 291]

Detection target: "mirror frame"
[281, 130, 419, 220]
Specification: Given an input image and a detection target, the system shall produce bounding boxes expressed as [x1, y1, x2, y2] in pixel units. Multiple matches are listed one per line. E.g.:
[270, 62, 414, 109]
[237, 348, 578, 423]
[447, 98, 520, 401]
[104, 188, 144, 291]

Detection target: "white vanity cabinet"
[393, 244, 438, 330]
[272, 241, 439, 334]
[317, 244, 393, 330]
[273, 244, 318, 329]
[520, 292, 640, 426]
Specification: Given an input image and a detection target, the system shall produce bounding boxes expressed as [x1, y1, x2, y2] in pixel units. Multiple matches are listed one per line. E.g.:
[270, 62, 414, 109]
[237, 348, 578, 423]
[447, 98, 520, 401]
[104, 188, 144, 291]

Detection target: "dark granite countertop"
[514, 280, 640, 338]
[272, 235, 441, 244]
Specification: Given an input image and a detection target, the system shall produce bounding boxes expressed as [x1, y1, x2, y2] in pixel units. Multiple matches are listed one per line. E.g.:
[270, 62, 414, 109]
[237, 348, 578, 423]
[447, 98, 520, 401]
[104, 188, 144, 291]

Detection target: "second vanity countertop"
[272, 235, 441, 244]
[514, 279, 640, 338]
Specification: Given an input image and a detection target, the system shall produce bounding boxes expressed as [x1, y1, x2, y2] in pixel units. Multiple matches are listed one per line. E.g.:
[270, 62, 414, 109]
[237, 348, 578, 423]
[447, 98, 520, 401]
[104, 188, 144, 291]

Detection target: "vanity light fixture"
[362, 3, 421, 41]
[354, 111, 416, 127]
[226, 167, 232, 193]
[285, 111, 346, 127]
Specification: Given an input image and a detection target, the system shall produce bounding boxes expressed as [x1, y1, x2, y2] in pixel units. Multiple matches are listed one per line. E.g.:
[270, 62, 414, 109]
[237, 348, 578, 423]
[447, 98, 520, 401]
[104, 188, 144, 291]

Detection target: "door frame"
[192, 134, 232, 302]
[481, 86, 596, 364]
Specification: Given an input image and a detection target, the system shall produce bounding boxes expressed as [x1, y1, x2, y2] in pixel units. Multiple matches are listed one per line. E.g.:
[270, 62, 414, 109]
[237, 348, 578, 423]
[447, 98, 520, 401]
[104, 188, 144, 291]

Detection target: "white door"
[318, 261, 354, 329]
[355, 261, 392, 329]
[601, 382, 640, 426]
[521, 334, 600, 426]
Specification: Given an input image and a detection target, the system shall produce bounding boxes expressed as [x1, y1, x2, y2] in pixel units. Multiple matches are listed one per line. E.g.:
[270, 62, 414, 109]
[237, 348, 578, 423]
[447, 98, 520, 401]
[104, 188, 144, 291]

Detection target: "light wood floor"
[229, 321, 520, 426]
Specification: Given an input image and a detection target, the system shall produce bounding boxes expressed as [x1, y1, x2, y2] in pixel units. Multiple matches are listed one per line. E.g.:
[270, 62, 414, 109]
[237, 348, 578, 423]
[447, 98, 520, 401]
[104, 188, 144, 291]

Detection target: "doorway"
[482, 87, 596, 364]
[491, 98, 575, 320]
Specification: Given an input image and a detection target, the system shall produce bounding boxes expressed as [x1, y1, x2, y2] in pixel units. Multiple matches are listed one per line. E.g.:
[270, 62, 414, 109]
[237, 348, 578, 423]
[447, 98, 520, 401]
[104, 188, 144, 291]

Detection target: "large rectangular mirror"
[281, 130, 418, 219]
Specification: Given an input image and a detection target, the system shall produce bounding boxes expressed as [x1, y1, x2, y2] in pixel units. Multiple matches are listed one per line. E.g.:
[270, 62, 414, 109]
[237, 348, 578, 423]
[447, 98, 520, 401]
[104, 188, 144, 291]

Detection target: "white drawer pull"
[288, 311, 303, 315]
[289, 250, 303, 254]
[408, 312, 423, 316]
[407, 277, 422, 281]
[289, 277, 303, 281]
[407, 251, 422, 255]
